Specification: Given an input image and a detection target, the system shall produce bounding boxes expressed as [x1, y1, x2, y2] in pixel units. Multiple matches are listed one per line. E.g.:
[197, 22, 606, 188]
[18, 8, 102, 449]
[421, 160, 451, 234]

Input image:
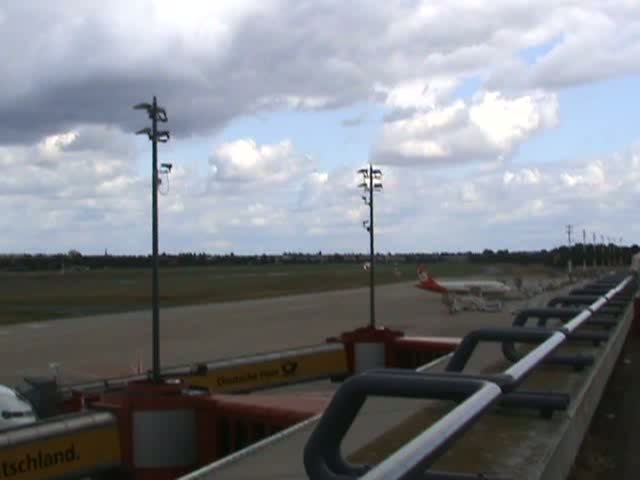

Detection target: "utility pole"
[566, 224, 573, 276]
[592, 232, 598, 268]
[358, 164, 383, 329]
[601, 235, 606, 267]
[134, 96, 170, 384]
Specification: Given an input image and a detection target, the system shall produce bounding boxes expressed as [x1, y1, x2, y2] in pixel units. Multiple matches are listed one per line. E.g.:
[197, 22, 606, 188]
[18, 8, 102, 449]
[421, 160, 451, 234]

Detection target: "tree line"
[0, 243, 637, 272]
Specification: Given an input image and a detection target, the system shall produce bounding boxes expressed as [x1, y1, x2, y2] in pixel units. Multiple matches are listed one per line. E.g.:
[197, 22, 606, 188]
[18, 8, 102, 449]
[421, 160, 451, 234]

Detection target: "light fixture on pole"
[134, 96, 171, 384]
[358, 164, 382, 329]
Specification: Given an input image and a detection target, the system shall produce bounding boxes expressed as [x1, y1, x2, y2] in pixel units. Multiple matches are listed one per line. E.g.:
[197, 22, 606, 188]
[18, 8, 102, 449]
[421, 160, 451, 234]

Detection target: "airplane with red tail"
[416, 264, 511, 297]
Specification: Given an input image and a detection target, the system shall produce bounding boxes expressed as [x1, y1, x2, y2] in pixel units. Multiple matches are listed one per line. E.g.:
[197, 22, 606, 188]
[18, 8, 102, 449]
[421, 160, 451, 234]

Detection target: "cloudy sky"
[1, 0, 639, 255]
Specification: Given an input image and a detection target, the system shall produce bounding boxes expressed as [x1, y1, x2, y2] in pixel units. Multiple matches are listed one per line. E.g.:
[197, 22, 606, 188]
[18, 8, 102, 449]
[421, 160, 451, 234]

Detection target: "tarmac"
[0, 279, 554, 387]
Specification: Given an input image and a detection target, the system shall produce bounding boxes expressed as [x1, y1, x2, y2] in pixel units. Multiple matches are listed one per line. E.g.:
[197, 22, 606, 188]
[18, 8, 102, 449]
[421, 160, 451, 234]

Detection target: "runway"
[1, 281, 550, 386]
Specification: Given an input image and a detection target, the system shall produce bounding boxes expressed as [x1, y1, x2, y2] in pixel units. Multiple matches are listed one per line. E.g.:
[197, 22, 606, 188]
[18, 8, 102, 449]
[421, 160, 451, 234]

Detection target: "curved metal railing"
[305, 273, 636, 480]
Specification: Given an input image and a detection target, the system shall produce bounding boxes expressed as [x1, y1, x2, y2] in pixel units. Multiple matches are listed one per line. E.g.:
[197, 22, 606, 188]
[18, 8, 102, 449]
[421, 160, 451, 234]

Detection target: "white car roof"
[0, 385, 36, 430]
[0, 385, 20, 398]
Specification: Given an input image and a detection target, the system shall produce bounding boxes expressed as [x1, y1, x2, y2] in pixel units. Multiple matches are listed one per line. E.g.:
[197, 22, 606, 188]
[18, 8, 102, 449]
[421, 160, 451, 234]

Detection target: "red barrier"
[86, 380, 330, 479]
[388, 336, 460, 369]
[210, 393, 328, 458]
[328, 326, 403, 373]
[328, 327, 460, 373]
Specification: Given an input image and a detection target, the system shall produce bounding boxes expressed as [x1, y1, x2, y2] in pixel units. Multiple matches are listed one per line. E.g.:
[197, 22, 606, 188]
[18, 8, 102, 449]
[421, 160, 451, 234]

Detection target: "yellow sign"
[0, 426, 120, 480]
[184, 349, 347, 393]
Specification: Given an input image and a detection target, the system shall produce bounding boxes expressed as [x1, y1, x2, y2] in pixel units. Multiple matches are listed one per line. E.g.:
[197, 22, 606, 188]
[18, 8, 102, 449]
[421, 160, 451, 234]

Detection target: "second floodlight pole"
[134, 96, 170, 384]
[359, 164, 382, 329]
[151, 96, 160, 384]
[368, 164, 375, 329]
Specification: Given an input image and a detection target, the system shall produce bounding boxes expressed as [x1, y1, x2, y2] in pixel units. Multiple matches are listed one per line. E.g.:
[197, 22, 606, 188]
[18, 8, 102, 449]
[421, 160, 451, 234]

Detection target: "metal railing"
[305, 273, 636, 480]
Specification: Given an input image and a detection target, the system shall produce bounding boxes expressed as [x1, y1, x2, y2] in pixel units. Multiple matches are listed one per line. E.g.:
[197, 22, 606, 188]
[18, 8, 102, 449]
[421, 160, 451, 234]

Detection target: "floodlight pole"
[134, 95, 170, 384]
[358, 164, 382, 329]
[151, 97, 160, 384]
[368, 164, 375, 329]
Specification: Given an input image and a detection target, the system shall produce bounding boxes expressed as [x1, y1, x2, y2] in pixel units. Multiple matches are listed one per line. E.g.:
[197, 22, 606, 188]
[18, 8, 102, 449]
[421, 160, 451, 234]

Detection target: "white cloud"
[487, 3, 640, 90]
[560, 161, 606, 188]
[468, 91, 558, 149]
[372, 90, 558, 167]
[490, 198, 547, 224]
[308, 171, 329, 185]
[256, 95, 337, 110]
[38, 132, 78, 156]
[96, 176, 137, 196]
[209, 139, 311, 186]
[0, 127, 149, 253]
[460, 182, 480, 203]
[503, 168, 543, 185]
[377, 78, 459, 110]
[0, 127, 135, 198]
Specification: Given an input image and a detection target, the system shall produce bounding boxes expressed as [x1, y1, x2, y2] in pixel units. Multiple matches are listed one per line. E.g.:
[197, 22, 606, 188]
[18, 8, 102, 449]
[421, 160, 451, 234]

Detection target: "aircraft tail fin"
[416, 264, 448, 293]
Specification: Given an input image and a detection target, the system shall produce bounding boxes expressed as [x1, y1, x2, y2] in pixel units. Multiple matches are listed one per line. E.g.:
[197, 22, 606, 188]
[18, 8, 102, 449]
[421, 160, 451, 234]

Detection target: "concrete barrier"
[537, 295, 634, 480]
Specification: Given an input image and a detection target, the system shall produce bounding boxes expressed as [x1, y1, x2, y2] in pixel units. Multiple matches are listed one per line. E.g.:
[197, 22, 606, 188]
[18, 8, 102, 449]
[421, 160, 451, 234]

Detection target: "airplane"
[0, 385, 37, 431]
[415, 264, 511, 298]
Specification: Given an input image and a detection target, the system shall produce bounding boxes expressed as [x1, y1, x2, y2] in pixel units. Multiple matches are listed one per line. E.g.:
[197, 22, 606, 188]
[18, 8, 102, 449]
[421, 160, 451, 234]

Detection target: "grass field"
[0, 262, 559, 325]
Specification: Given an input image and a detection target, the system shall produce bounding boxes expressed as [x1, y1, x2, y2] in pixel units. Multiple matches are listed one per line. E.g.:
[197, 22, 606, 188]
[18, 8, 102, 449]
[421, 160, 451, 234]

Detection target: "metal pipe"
[304, 374, 499, 479]
[359, 383, 501, 480]
[446, 328, 553, 373]
[563, 310, 595, 333]
[503, 332, 565, 384]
